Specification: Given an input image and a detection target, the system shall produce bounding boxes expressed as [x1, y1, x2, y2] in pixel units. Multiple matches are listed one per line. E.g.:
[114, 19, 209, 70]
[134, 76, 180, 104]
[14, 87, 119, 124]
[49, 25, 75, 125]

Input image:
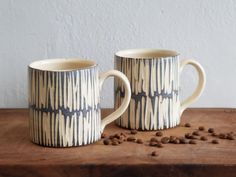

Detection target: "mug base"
[30, 137, 101, 148]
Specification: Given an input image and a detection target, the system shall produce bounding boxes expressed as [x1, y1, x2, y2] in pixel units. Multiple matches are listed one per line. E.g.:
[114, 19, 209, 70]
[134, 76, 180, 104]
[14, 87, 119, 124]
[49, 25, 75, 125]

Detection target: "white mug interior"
[115, 49, 179, 59]
[29, 58, 97, 71]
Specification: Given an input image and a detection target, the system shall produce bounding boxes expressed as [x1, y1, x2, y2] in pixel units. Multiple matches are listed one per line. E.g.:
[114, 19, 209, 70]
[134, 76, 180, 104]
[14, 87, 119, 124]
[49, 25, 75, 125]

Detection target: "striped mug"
[114, 49, 206, 130]
[28, 58, 131, 147]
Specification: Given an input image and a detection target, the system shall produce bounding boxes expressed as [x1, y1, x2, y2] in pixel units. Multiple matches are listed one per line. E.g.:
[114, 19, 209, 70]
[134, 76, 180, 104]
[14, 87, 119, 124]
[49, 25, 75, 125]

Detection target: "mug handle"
[179, 59, 206, 116]
[99, 70, 131, 132]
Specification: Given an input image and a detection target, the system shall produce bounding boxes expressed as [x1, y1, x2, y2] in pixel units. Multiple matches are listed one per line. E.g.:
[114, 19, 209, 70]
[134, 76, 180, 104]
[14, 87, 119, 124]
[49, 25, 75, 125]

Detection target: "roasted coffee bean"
[184, 123, 191, 127]
[208, 128, 215, 133]
[169, 136, 177, 143]
[185, 133, 192, 139]
[136, 139, 144, 144]
[192, 131, 200, 136]
[161, 137, 170, 144]
[114, 133, 121, 139]
[200, 136, 208, 141]
[179, 138, 188, 144]
[118, 139, 123, 144]
[156, 142, 164, 148]
[127, 136, 136, 142]
[131, 130, 138, 135]
[173, 139, 180, 144]
[211, 132, 218, 137]
[155, 131, 163, 137]
[212, 139, 219, 144]
[112, 141, 119, 146]
[149, 141, 158, 146]
[219, 133, 227, 139]
[103, 139, 110, 145]
[109, 135, 115, 139]
[189, 140, 197, 144]
[101, 133, 107, 138]
[151, 151, 158, 156]
[150, 137, 159, 142]
[227, 134, 235, 140]
[198, 126, 205, 131]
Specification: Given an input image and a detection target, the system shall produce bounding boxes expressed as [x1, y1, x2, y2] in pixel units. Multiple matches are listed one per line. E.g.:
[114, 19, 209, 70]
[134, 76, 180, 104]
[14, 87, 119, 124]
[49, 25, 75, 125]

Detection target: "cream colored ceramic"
[114, 49, 206, 130]
[28, 58, 131, 147]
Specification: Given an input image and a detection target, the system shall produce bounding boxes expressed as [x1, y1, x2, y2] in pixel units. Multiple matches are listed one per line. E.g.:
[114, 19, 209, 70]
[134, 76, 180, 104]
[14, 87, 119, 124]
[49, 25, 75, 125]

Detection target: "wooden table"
[0, 109, 235, 177]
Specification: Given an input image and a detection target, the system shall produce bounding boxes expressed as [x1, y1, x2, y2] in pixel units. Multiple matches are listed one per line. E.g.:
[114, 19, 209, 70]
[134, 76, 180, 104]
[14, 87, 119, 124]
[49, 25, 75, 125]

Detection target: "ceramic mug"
[114, 49, 206, 130]
[28, 58, 131, 147]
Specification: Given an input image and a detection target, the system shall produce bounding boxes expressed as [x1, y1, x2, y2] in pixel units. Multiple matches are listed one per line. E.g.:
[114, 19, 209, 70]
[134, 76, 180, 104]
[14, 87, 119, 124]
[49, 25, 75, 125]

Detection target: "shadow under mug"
[114, 49, 206, 130]
[28, 58, 131, 147]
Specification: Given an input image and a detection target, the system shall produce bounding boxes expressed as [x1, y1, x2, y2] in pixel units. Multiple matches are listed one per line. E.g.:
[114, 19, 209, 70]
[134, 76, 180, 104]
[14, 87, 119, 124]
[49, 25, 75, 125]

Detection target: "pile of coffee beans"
[102, 132, 127, 145]
[101, 123, 235, 157]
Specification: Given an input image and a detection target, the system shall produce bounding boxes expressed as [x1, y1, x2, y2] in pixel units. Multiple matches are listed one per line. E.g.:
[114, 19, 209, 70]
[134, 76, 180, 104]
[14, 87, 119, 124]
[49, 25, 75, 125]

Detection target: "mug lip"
[28, 58, 98, 72]
[115, 48, 180, 59]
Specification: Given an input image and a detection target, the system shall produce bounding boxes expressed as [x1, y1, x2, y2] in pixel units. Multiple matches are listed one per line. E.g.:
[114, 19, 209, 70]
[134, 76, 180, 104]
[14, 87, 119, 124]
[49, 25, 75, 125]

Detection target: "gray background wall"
[0, 0, 236, 108]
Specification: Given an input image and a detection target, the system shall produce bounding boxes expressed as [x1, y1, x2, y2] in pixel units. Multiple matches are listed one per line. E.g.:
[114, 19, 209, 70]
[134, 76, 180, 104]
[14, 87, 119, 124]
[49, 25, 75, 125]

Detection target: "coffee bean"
[150, 137, 159, 142]
[118, 139, 123, 144]
[227, 134, 235, 140]
[192, 131, 200, 136]
[161, 137, 170, 144]
[127, 136, 136, 142]
[185, 123, 191, 127]
[169, 136, 177, 143]
[151, 151, 158, 156]
[156, 142, 164, 148]
[109, 135, 115, 139]
[189, 140, 197, 144]
[149, 141, 158, 146]
[173, 139, 180, 144]
[212, 139, 219, 144]
[114, 133, 121, 139]
[185, 133, 192, 139]
[198, 126, 205, 131]
[136, 139, 144, 144]
[131, 130, 138, 134]
[219, 133, 227, 139]
[112, 141, 119, 146]
[211, 132, 218, 137]
[101, 133, 107, 138]
[185, 133, 197, 139]
[179, 137, 188, 144]
[155, 131, 163, 137]
[103, 139, 110, 145]
[208, 128, 215, 133]
[200, 136, 208, 141]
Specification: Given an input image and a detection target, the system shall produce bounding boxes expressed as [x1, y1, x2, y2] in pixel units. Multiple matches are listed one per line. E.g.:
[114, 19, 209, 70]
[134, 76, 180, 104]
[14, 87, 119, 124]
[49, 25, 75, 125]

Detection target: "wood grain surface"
[0, 108, 235, 177]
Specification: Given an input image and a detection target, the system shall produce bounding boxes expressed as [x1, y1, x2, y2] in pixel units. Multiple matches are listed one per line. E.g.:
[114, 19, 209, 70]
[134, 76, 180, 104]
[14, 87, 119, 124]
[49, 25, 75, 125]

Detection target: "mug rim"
[115, 48, 179, 59]
[28, 58, 97, 72]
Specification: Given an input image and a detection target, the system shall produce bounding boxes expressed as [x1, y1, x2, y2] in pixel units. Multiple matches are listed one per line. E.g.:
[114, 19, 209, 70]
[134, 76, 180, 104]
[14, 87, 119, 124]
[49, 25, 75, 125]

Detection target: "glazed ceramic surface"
[114, 49, 205, 130]
[28, 59, 131, 147]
